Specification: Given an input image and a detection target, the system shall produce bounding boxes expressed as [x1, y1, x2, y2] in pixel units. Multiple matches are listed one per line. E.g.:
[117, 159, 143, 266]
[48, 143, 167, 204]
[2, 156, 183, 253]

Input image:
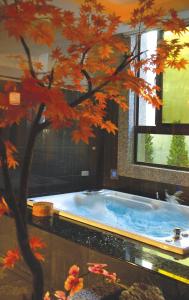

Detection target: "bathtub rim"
[27, 189, 189, 256]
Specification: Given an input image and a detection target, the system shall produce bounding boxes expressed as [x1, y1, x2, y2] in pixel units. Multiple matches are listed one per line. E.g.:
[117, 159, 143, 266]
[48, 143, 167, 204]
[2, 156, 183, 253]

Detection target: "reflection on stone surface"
[0, 267, 30, 300]
[119, 283, 165, 300]
[72, 283, 123, 300]
[0, 213, 189, 300]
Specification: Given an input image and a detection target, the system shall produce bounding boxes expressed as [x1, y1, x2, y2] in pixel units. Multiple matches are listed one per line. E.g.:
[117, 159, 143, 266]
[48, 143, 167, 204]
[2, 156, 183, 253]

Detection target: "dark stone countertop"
[28, 209, 189, 285]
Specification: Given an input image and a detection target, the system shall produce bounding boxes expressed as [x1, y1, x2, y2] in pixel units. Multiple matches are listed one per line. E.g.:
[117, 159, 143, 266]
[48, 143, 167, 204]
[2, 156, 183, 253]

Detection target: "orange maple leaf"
[95, 92, 107, 101]
[99, 45, 113, 59]
[4, 141, 19, 169]
[101, 121, 117, 134]
[29, 236, 46, 262]
[68, 265, 80, 277]
[51, 47, 62, 60]
[3, 81, 16, 92]
[29, 22, 54, 46]
[167, 58, 188, 70]
[64, 275, 83, 297]
[72, 126, 95, 144]
[3, 249, 20, 269]
[34, 252, 45, 262]
[0, 197, 9, 217]
[34, 61, 44, 71]
[62, 10, 75, 24]
[29, 236, 46, 251]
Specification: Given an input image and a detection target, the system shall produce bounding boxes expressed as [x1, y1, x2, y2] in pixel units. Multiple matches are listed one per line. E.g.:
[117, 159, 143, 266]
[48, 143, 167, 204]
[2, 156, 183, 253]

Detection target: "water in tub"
[74, 193, 189, 239]
[31, 192, 189, 240]
[74, 193, 117, 223]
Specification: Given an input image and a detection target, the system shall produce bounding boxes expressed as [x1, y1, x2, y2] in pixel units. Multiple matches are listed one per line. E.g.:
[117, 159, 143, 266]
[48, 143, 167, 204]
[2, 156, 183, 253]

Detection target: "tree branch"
[81, 69, 92, 93]
[20, 36, 37, 79]
[0, 131, 44, 300]
[80, 47, 93, 93]
[80, 47, 90, 66]
[48, 67, 54, 89]
[70, 50, 147, 107]
[19, 103, 46, 217]
[18, 38, 55, 217]
[0, 74, 21, 81]
[70, 54, 131, 107]
[38, 119, 51, 132]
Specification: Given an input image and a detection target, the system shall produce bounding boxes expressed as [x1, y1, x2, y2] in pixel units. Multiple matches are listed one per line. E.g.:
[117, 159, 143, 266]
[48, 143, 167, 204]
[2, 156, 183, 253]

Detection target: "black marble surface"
[1, 210, 189, 300]
[28, 208, 189, 285]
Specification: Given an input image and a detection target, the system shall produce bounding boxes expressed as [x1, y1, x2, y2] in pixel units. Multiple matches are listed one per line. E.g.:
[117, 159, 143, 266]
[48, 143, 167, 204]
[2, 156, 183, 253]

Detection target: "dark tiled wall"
[0, 90, 103, 196]
[2, 94, 189, 201]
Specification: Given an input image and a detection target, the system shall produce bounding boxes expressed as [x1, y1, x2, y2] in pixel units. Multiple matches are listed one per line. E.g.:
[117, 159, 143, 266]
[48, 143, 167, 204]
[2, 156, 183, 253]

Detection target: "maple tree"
[0, 0, 188, 299]
[43, 263, 165, 300]
[44, 263, 118, 300]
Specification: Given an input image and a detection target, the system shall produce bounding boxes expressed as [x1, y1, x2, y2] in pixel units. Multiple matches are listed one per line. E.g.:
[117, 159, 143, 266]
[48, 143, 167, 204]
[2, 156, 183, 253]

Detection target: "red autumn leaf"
[3, 249, 20, 269]
[88, 263, 108, 274]
[88, 263, 117, 283]
[29, 236, 46, 251]
[68, 265, 80, 277]
[99, 45, 113, 59]
[95, 92, 107, 101]
[34, 252, 45, 262]
[64, 275, 83, 297]
[34, 62, 44, 71]
[4, 141, 19, 169]
[54, 290, 67, 300]
[51, 47, 62, 60]
[29, 22, 54, 46]
[72, 127, 95, 144]
[62, 10, 75, 24]
[167, 58, 188, 70]
[0, 197, 9, 217]
[44, 291, 51, 300]
[3, 81, 16, 92]
[101, 121, 118, 134]
[29, 236, 46, 262]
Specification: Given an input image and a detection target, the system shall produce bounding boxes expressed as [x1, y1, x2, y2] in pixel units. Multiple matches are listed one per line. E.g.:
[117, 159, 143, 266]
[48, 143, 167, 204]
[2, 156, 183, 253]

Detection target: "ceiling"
[1, 0, 189, 79]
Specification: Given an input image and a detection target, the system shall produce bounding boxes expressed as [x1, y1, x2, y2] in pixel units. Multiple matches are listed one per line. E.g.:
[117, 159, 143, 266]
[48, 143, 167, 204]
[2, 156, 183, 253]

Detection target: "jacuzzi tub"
[28, 189, 189, 255]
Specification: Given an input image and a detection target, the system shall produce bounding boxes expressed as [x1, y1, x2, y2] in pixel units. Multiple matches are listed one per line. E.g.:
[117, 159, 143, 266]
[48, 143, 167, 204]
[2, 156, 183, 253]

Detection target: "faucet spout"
[164, 189, 183, 204]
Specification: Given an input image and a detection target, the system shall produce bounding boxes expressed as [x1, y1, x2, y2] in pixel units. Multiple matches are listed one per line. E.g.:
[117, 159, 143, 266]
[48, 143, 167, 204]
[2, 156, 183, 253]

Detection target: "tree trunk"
[15, 214, 44, 300]
[17, 104, 47, 299]
[0, 123, 45, 300]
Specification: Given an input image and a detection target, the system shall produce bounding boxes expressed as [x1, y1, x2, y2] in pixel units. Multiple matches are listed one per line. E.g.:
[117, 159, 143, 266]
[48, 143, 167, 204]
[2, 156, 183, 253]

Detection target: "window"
[135, 27, 189, 170]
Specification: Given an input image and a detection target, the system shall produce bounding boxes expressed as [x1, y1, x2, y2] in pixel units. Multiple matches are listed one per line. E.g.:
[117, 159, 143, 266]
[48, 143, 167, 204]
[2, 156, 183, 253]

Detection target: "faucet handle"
[173, 227, 181, 240]
[174, 190, 183, 197]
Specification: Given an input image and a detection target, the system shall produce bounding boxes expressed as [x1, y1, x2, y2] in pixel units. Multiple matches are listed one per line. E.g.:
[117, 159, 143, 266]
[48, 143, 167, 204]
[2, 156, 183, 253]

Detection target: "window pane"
[138, 31, 157, 126]
[162, 28, 189, 124]
[138, 100, 156, 126]
[137, 133, 189, 168]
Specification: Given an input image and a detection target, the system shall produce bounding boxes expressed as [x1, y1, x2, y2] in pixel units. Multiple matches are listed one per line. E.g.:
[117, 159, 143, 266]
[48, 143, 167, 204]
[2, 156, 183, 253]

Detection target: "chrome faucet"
[173, 227, 181, 240]
[165, 189, 183, 204]
[155, 192, 160, 200]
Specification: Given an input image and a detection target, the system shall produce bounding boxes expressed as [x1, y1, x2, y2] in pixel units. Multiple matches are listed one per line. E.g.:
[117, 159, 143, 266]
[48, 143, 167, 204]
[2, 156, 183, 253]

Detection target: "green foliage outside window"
[167, 135, 189, 167]
[145, 133, 154, 163]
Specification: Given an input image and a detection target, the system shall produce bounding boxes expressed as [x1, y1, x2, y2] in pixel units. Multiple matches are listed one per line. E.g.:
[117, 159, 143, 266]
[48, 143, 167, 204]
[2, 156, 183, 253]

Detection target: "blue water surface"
[73, 195, 189, 238]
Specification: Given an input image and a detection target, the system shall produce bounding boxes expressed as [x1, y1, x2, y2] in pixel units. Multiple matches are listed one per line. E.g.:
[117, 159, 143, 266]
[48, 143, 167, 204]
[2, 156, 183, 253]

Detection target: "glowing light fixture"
[9, 87, 21, 105]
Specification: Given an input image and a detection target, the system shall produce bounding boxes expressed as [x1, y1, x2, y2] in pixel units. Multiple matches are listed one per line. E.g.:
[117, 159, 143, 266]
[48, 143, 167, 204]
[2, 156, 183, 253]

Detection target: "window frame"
[134, 28, 189, 171]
